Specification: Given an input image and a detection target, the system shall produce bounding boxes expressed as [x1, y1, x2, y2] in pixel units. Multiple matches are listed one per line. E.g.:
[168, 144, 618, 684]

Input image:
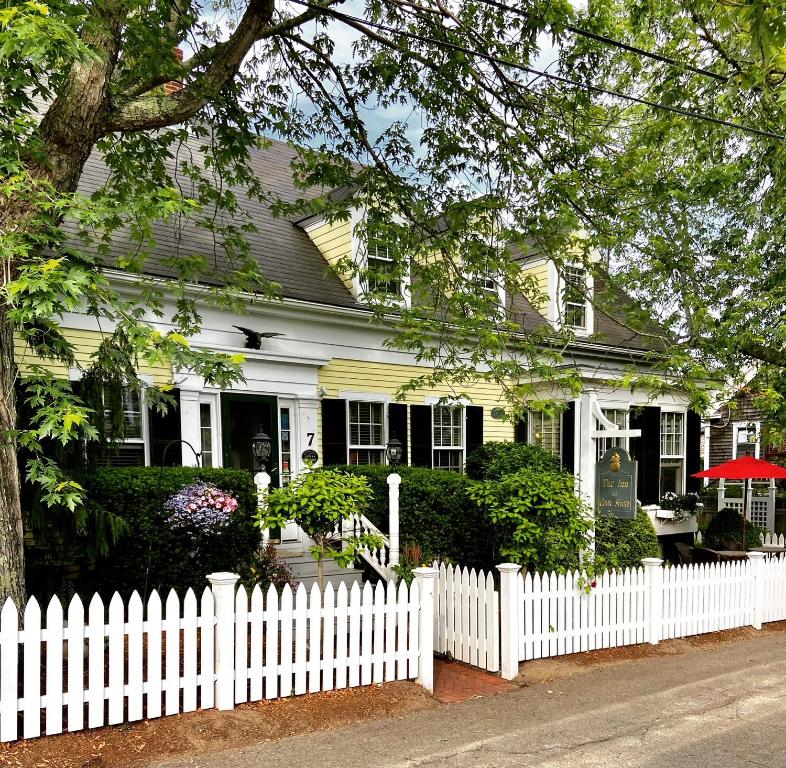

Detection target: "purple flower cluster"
[165, 482, 239, 534]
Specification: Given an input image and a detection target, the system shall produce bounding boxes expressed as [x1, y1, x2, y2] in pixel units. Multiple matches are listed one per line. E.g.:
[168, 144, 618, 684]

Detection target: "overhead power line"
[473, 0, 729, 83]
[287, 0, 784, 141]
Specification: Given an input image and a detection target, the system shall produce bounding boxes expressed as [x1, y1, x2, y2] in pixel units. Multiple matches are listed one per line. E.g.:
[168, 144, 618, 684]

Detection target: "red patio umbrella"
[693, 456, 786, 549]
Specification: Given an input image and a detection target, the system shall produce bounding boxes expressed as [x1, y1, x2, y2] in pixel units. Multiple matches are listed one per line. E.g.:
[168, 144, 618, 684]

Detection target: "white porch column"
[296, 396, 320, 472]
[179, 389, 202, 467]
[387, 472, 401, 567]
[577, 392, 596, 557]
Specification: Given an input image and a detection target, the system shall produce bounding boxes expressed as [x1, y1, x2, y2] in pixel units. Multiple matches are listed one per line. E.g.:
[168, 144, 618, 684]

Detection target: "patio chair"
[693, 547, 721, 564]
[675, 542, 693, 565]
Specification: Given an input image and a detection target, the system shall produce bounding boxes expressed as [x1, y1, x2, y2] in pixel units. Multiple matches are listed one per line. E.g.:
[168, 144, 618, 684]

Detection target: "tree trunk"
[0, 305, 24, 606]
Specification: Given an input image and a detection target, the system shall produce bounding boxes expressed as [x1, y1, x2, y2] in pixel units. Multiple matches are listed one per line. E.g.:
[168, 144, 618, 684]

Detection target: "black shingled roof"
[70, 135, 662, 352]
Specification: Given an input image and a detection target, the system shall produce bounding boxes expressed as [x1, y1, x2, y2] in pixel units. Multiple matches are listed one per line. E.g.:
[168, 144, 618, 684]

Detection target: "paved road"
[155, 632, 786, 768]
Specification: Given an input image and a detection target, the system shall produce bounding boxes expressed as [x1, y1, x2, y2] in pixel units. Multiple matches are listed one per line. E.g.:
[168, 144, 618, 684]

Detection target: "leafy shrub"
[594, 506, 660, 571]
[335, 465, 496, 571]
[235, 542, 298, 592]
[465, 441, 560, 480]
[704, 506, 765, 550]
[467, 467, 590, 572]
[260, 468, 379, 587]
[83, 467, 259, 597]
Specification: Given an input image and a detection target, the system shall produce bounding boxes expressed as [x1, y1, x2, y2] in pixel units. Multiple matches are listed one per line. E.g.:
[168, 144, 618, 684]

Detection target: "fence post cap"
[207, 572, 240, 586]
[496, 563, 522, 573]
[747, 551, 767, 560]
[641, 558, 664, 567]
[386, 472, 402, 485]
[412, 566, 437, 579]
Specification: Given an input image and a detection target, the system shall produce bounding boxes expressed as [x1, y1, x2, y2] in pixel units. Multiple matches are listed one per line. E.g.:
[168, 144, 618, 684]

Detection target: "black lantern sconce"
[251, 429, 272, 473]
[386, 435, 403, 470]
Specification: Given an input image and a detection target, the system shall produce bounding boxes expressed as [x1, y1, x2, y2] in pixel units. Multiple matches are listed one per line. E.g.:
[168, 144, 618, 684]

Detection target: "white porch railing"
[718, 479, 776, 532]
[345, 514, 395, 581]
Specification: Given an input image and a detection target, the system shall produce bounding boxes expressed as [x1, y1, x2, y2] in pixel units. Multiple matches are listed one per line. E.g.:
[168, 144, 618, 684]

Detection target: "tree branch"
[105, 0, 334, 133]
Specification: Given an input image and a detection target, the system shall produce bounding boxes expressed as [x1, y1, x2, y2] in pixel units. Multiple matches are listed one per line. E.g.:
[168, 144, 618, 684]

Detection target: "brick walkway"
[432, 658, 515, 704]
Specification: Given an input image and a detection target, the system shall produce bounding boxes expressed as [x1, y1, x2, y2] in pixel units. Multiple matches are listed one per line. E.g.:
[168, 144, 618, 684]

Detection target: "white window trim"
[198, 393, 221, 468]
[732, 420, 761, 459]
[529, 410, 562, 457]
[461, 269, 506, 317]
[351, 207, 412, 308]
[346, 399, 388, 465]
[553, 262, 594, 336]
[659, 407, 687, 494]
[431, 403, 466, 471]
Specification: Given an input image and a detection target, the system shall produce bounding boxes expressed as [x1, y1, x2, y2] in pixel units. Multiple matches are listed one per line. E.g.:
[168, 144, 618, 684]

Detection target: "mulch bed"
[0, 682, 437, 768]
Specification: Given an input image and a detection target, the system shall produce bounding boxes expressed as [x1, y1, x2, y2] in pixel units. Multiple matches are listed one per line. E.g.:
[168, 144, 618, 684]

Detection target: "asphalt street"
[154, 631, 786, 768]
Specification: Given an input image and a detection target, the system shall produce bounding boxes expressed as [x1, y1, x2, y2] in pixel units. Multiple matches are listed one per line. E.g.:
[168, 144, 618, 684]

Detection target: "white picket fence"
[498, 553, 786, 679]
[761, 532, 786, 547]
[517, 567, 647, 660]
[434, 563, 499, 672]
[0, 570, 435, 743]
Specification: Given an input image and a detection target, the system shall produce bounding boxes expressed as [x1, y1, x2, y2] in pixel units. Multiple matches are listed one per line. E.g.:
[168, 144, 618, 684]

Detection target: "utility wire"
[473, 0, 729, 83]
[287, 0, 784, 141]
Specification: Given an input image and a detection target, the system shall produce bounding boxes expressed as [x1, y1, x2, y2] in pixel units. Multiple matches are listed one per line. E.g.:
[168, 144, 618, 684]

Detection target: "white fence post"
[413, 566, 437, 692]
[748, 551, 767, 630]
[497, 563, 521, 680]
[254, 471, 272, 547]
[387, 472, 401, 567]
[642, 558, 664, 645]
[208, 572, 239, 710]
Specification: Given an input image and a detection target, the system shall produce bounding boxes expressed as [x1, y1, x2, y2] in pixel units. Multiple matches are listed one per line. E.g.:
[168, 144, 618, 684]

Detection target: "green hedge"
[704, 506, 765, 551]
[465, 441, 560, 480]
[84, 467, 260, 597]
[594, 506, 660, 571]
[334, 465, 497, 571]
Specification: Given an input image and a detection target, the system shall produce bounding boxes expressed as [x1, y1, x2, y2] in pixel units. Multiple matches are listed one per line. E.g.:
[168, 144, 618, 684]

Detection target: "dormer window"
[366, 237, 402, 297]
[563, 264, 588, 329]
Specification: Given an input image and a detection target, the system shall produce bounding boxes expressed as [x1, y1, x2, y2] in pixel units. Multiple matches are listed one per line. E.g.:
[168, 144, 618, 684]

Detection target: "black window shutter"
[685, 410, 702, 493]
[149, 389, 181, 466]
[321, 399, 348, 466]
[561, 401, 576, 474]
[410, 405, 432, 468]
[465, 406, 484, 460]
[387, 403, 408, 466]
[514, 414, 528, 443]
[629, 406, 661, 505]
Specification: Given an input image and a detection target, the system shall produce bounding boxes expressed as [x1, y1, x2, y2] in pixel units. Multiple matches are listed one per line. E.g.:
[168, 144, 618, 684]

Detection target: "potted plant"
[657, 492, 702, 523]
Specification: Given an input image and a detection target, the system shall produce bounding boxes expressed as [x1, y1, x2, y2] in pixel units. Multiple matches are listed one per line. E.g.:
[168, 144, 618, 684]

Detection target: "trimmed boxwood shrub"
[704, 506, 765, 551]
[334, 465, 497, 571]
[594, 506, 660, 571]
[83, 467, 259, 597]
[465, 441, 559, 480]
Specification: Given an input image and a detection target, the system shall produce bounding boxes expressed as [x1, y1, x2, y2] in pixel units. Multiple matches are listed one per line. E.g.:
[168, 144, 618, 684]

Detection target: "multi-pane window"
[349, 401, 385, 465]
[531, 411, 561, 456]
[366, 238, 401, 297]
[563, 265, 587, 329]
[660, 411, 685, 495]
[104, 386, 143, 441]
[733, 423, 759, 459]
[596, 408, 628, 461]
[433, 405, 464, 471]
[200, 403, 213, 467]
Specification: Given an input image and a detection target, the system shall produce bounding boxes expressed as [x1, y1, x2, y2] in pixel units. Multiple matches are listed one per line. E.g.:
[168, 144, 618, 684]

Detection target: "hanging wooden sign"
[596, 447, 637, 519]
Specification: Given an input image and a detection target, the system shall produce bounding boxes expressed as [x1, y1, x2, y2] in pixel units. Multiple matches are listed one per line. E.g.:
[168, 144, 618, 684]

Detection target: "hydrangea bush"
[166, 482, 239, 534]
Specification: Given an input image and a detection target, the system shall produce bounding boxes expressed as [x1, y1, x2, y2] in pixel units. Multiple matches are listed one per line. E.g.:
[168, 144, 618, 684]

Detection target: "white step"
[281, 552, 364, 590]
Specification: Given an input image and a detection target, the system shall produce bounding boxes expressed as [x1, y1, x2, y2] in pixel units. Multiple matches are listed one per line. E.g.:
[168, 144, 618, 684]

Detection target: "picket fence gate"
[434, 563, 499, 672]
[0, 569, 436, 743]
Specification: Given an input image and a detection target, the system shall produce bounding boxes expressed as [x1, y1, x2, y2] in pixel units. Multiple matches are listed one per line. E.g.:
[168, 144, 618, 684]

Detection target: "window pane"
[660, 412, 684, 457]
[350, 448, 384, 465]
[433, 406, 462, 448]
[200, 403, 213, 467]
[531, 412, 561, 456]
[349, 400, 385, 450]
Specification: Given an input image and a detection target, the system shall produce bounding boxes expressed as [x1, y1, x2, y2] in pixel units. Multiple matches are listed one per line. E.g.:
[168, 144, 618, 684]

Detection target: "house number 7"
[307, 432, 315, 446]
